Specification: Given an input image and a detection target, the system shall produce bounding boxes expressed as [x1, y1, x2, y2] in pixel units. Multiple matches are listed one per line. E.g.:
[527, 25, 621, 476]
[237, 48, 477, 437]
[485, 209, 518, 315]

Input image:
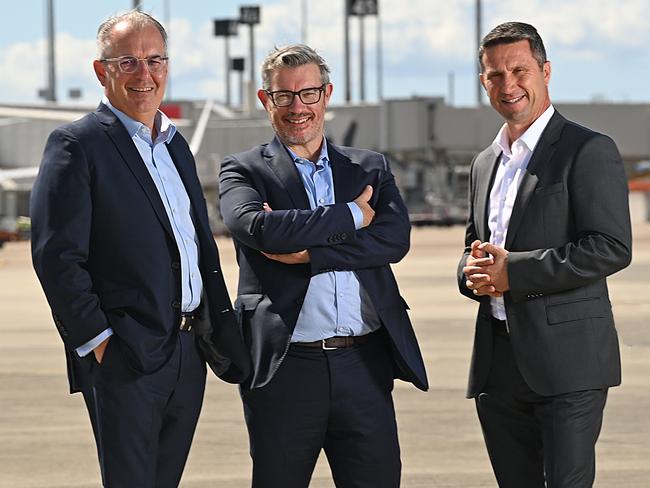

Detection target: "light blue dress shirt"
[287, 140, 382, 342]
[76, 99, 202, 357]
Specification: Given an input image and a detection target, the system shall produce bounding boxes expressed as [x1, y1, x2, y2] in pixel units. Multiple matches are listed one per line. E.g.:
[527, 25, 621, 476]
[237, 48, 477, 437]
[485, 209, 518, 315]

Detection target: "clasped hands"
[463, 240, 510, 297]
[260, 185, 375, 265]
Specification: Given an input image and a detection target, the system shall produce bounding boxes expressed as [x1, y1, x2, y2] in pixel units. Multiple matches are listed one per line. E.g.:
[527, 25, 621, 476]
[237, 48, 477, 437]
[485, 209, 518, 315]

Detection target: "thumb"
[358, 185, 373, 203]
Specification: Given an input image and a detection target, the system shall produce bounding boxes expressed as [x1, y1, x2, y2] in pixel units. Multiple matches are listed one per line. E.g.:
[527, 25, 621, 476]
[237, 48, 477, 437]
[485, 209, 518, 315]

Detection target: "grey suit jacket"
[457, 111, 632, 398]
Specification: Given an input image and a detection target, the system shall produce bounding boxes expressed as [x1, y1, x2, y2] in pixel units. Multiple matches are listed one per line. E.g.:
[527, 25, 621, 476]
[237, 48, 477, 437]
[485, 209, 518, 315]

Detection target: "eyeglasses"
[101, 55, 168, 74]
[265, 84, 326, 107]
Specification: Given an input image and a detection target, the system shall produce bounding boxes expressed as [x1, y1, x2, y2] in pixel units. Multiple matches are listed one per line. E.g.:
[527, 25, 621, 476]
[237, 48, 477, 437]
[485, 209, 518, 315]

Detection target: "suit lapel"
[505, 111, 564, 248]
[328, 143, 358, 204]
[475, 149, 500, 242]
[263, 136, 311, 209]
[94, 104, 175, 239]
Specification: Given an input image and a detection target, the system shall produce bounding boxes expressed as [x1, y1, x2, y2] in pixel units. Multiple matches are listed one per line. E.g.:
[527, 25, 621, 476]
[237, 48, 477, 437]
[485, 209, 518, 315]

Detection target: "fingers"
[354, 185, 373, 204]
[263, 202, 272, 212]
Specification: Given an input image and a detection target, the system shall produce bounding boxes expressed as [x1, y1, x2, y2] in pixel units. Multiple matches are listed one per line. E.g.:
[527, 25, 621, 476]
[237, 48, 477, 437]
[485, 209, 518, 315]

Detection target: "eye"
[274, 92, 292, 104]
[147, 56, 163, 67]
[119, 56, 138, 71]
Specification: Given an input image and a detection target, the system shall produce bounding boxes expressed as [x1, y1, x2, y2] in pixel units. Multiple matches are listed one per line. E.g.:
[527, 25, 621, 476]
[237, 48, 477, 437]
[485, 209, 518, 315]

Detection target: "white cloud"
[1, 1, 649, 106]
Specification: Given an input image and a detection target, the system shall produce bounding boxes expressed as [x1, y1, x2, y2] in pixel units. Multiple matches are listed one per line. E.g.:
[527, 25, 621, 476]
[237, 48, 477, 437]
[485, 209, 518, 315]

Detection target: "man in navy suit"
[219, 44, 428, 488]
[458, 22, 631, 487]
[30, 10, 249, 488]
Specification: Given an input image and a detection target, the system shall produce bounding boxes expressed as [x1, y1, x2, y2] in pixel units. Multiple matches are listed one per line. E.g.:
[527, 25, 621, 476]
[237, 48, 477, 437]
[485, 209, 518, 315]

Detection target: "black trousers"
[476, 320, 608, 488]
[80, 330, 206, 488]
[242, 332, 401, 488]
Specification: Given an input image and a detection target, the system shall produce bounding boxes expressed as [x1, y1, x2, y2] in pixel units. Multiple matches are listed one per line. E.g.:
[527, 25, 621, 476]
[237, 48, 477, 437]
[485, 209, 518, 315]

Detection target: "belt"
[292, 333, 374, 350]
[179, 313, 197, 332]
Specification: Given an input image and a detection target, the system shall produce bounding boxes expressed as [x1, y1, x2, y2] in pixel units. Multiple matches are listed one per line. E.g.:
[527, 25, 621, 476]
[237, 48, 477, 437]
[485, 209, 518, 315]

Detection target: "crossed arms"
[219, 153, 411, 273]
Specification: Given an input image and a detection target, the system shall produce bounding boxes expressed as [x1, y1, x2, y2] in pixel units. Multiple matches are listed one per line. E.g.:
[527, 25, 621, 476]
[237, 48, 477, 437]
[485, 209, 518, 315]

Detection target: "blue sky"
[1, 0, 649, 107]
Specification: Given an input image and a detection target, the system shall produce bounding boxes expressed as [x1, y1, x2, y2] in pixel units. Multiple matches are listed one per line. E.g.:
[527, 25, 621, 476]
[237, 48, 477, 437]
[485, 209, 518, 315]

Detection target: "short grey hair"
[479, 22, 547, 71]
[261, 44, 330, 90]
[97, 10, 167, 59]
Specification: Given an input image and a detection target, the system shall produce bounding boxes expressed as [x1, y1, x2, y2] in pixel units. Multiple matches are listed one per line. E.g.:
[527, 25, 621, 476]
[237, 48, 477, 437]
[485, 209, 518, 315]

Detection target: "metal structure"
[213, 19, 239, 107]
[239, 5, 261, 114]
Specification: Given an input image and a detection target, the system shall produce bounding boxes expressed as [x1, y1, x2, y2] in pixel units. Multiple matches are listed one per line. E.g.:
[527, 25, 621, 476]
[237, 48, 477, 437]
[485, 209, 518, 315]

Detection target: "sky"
[1, 0, 649, 108]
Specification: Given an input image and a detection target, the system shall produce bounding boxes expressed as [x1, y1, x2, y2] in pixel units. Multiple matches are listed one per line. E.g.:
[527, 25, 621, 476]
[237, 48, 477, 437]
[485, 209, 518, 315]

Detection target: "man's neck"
[286, 137, 324, 163]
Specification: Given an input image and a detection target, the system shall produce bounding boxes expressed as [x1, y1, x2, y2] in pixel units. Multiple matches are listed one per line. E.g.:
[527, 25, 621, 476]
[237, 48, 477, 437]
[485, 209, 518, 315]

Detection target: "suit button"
[212, 269, 220, 274]
[171, 300, 181, 310]
[171, 261, 181, 270]
[340, 232, 347, 240]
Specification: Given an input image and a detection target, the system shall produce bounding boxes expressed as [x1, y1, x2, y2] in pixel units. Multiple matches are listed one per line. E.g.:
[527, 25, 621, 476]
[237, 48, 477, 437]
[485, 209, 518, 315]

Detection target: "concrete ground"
[1, 194, 648, 488]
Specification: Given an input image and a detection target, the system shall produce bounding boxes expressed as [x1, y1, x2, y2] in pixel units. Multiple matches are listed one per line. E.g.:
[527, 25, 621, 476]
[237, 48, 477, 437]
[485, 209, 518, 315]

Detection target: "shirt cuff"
[76, 328, 114, 358]
[347, 202, 364, 230]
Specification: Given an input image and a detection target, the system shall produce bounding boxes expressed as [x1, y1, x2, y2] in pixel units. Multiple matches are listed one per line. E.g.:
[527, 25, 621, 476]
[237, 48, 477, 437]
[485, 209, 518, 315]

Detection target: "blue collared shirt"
[76, 99, 202, 357]
[287, 140, 382, 342]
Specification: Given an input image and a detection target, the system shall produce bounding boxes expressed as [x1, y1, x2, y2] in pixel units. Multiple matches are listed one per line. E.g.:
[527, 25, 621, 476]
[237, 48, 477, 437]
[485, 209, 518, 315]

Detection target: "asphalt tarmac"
[1, 195, 648, 487]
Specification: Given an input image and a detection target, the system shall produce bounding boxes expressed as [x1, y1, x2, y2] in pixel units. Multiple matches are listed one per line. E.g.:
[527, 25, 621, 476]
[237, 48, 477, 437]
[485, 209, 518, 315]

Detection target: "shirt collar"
[285, 138, 330, 167]
[492, 104, 555, 157]
[102, 97, 176, 144]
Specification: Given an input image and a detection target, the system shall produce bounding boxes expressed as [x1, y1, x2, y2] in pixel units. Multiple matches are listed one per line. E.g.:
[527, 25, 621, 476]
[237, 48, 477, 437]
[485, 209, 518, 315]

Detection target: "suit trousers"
[475, 320, 608, 488]
[80, 330, 206, 488]
[241, 331, 401, 488]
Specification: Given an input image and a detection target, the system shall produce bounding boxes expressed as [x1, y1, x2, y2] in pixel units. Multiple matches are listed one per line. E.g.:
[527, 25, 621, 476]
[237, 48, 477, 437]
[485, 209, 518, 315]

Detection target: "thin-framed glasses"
[101, 55, 168, 74]
[266, 84, 326, 107]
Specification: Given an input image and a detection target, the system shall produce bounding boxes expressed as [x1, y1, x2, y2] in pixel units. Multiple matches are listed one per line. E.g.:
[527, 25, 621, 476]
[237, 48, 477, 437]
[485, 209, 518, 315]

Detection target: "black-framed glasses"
[101, 55, 168, 74]
[265, 84, 326, 107]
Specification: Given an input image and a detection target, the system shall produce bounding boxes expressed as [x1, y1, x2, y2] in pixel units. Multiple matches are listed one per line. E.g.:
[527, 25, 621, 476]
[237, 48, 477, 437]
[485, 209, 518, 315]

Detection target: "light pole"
[476, 0, 482, 106]
[213, 19, 239, 107]
[347, 0, 378, 103]
[239, 5, 261, 115]
[45, 0, 56, 102]
[231, 57, 245, 108]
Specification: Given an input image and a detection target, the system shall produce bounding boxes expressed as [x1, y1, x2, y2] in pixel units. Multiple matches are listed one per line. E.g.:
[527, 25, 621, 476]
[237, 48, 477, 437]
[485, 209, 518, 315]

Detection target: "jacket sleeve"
[308, 163, 410, 273]
[457, 153, 483, 303]
[30, 128, 109, 350]
[219, 153, 357, 254]
[507, 134, 632, 302]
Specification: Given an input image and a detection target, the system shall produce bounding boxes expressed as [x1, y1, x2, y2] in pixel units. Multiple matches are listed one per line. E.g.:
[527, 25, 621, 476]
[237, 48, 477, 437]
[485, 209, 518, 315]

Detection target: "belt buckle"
[321, 339, 338, 350]
[180, 315, 192, 332]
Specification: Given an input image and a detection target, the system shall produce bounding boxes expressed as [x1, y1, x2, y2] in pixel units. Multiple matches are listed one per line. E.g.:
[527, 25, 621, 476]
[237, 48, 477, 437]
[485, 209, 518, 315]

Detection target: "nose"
[502, 72, 517, 91]
[287, 92, 307, 110]
[133, 59, 152, 78]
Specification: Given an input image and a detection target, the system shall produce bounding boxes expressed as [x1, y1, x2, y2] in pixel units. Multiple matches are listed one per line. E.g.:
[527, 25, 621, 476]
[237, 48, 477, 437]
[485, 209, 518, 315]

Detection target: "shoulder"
[224, 144, 271, 166]
[553, 112, 617, 150]
[329, 143, 388, 169]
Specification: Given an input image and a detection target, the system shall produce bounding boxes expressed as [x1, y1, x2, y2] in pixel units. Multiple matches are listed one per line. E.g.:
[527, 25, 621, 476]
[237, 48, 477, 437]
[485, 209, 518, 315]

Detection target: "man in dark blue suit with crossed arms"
[219, 44, 428, 488]
[30, 10, 249, 488]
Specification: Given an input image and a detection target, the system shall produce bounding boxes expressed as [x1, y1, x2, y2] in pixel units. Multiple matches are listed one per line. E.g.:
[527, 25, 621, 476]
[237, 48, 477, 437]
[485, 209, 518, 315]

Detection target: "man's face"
[93, 22, 167, 127]
[480, 39, 551, 137]
[258, 64, 332, 154]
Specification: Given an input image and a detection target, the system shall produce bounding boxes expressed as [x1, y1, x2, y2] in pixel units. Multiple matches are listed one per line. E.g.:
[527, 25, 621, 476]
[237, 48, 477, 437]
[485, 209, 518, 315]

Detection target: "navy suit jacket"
[219, 136, 428, 391]
[457, 111, 632, 398]
[31, 103, 250, 392]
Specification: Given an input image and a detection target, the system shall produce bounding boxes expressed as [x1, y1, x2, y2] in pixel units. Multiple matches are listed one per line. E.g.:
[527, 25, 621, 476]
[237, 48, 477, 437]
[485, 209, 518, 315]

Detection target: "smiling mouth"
[285, 115, 311, 125]
[129, 87, 154, 93]
[502, 95, 525, 104]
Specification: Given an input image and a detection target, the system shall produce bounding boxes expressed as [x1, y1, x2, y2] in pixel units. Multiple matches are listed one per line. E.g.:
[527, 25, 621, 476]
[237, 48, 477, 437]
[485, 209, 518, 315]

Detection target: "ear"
[257, 89, 271, 110]
[543, 60, 551, 86]
[323, 83, 333, 104]
[479, 73, 488, 91]
[93, 59, 107, 87]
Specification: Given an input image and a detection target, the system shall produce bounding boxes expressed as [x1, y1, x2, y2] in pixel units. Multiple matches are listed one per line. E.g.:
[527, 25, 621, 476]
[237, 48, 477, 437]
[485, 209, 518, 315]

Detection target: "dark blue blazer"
[219, 137, 428, 391]
[31, 104, 250, 392]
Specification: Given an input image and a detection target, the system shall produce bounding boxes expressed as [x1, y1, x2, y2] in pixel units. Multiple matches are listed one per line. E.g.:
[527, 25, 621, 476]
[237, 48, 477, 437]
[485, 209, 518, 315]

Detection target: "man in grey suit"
[458, 22, 631, 488]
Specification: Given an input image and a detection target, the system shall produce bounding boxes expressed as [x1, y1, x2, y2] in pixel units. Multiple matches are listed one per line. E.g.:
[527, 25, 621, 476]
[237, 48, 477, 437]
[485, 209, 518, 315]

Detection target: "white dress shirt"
[488, 105, 555, 320]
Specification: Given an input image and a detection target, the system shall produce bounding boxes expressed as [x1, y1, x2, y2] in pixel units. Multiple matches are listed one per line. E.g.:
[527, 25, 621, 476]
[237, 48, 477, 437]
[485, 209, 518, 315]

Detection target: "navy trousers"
[476, 321, 607, 488]
[80, 330, 206, 488]
[242, 331, 401, 488]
